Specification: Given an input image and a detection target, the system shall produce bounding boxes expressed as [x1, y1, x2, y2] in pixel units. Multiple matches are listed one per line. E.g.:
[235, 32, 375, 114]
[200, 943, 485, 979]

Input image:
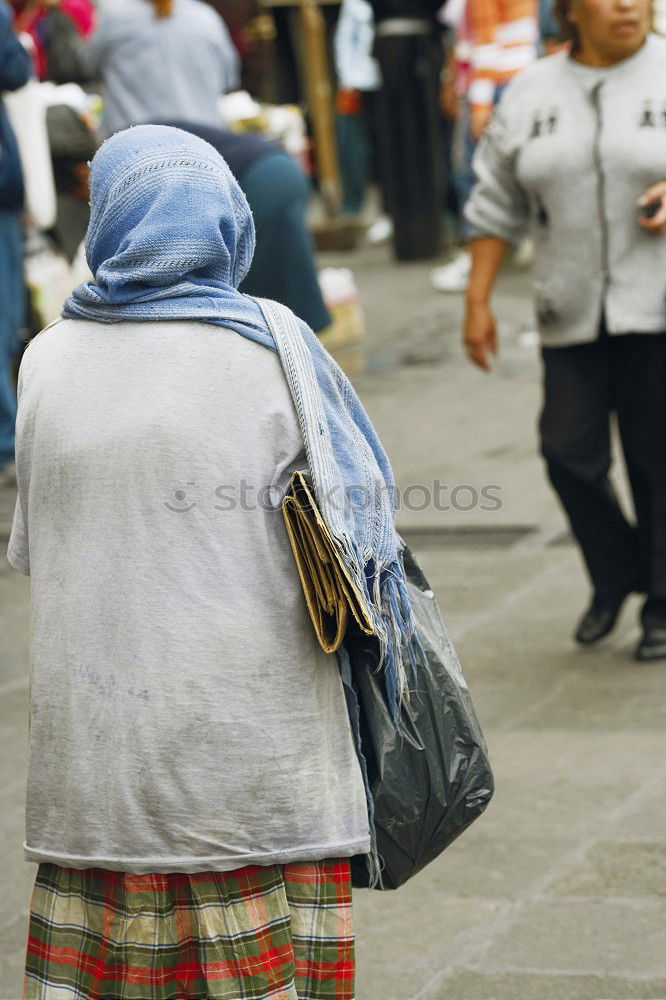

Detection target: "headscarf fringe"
[342, 538, 421, 725]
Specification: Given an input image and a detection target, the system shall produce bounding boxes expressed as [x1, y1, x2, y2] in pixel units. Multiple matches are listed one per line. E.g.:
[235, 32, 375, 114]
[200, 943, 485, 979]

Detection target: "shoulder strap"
[252, 297, 337, 505]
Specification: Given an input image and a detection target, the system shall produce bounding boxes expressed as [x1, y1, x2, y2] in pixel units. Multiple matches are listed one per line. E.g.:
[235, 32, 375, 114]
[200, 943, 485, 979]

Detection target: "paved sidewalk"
[1, 245, 665, 999]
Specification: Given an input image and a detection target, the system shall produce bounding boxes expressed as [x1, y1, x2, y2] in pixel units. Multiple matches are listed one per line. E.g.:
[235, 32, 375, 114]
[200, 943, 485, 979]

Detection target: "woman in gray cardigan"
[462, 0, 666, 660]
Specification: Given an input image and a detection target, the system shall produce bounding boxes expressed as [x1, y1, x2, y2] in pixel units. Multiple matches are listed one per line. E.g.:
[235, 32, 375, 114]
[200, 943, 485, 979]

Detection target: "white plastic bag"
[318, 267, 367, 347]
[5, 80, 57, 231]
[24, 232, 87, 327]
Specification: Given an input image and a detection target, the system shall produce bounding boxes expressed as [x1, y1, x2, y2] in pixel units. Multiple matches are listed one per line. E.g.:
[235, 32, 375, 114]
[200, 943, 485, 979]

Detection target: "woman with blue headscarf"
[10, 125, 415, 998]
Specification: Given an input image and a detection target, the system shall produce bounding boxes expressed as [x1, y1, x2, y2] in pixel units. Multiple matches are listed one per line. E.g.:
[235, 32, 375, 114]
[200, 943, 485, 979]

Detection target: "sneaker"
[430, 250, 471, 293]
[574, 592, 629, 645]
[511, 236, 534, 268]
[366, 216, 393, 244]
[635, 625, 666, 661]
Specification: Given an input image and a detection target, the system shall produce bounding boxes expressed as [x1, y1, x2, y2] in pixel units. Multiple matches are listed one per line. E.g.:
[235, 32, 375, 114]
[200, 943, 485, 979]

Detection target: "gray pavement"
[1, 243, 665, 999]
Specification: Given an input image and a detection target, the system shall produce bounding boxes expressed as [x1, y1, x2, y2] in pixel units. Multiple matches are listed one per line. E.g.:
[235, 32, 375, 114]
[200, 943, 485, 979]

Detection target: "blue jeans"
[0, 209, 23, 468]
[336, 110, 371, 216]
[454, 101, 478, 242]
[455, 85, 509, 242]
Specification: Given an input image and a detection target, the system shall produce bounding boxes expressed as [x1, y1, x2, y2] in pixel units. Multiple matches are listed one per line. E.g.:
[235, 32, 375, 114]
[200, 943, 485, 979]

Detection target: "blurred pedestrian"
[334, 0, 381, 217]
[437, 18, 465, 244]
[467, 0, 538, 140]
[431, 0, 537, 292]
[202, 0, 276, 96]
[538, 0, 565, 51]
[159, 118, 332, 331]
[12, 0, 94, 79]
[368, 0, 445, 260]
[10, 123, 400, 997]
[461, 0, 666, 660]
[0, 0, 31, 484]
[84, 0, 239, 136]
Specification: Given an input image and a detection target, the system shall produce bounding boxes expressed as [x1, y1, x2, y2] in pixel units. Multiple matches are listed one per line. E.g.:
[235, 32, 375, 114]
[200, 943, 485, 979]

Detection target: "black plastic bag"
[349, 545, 494, 890]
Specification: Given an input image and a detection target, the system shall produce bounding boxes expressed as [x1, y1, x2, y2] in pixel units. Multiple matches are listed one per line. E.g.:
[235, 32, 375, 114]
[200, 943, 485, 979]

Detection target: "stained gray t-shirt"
[8, 318, 370, 874]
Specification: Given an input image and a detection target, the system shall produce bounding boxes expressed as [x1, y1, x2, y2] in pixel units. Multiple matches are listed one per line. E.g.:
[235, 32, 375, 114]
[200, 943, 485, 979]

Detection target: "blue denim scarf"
[63, 125, 416, 714]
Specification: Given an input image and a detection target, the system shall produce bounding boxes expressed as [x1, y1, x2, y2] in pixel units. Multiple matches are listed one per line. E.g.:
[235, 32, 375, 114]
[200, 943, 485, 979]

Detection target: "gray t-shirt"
[85, 0, 240, 137]
[8, 318, 370, 874]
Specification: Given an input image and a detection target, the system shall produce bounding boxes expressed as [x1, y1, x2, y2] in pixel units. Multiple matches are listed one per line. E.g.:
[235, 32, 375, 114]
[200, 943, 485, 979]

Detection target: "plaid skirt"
[23, 859, 355, 1000]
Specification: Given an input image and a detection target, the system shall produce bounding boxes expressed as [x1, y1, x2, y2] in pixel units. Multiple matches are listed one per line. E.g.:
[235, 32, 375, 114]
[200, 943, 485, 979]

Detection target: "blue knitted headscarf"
[63, 124, 271, 338]
[63, 125, 417, 715]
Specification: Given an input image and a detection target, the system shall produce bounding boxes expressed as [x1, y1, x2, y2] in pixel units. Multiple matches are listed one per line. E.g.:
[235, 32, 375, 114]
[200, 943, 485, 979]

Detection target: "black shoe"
[574, 594, 627, 645]
[635, 626, 666, 662]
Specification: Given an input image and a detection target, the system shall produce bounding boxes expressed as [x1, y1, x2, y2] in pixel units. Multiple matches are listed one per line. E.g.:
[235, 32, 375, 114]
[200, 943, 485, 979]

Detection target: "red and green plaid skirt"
[24, 859, 355, 1000]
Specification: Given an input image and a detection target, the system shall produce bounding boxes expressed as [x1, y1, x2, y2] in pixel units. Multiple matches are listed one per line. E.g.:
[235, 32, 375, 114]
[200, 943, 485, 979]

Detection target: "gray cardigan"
[465, 35, 666, 346]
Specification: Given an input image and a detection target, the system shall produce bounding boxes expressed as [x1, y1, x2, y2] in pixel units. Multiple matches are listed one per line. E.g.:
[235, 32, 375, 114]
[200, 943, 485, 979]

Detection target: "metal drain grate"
[398, 524, 537, 550]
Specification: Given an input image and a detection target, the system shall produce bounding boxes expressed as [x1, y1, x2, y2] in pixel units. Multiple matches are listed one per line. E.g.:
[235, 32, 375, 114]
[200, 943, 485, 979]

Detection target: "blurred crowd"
[0, 0, 564, 485]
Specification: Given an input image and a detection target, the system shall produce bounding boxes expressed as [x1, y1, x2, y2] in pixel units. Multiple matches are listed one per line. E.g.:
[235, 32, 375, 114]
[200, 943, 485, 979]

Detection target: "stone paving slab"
[353, 894, 513, 1000]
[0, 688, 28, 763]
[614, 780, 666, 840]
[0, 567, 30, 681]
[550, 841, 666, 898]
[428, 971, 666, 1000]
[0, 490, 15, 542]
[482, 898, 666, 977]
[525, 679, 666, 731]
[0, 786, 33, 1000]
[399, 831, 568, 900]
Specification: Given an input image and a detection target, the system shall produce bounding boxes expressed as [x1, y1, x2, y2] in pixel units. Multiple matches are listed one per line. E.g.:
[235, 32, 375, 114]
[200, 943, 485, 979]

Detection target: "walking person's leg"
[372, 35, 406, 253]
[539, 336, 643, 643]
[360, 90, 384, 208]
[610, 331, 666, 659]
[431, 100, 475, 292]
[336, 94, 372, 216]
[374, 33, 443, 261]
[0, 209, 24, 474]
[400, 33, 444, 260]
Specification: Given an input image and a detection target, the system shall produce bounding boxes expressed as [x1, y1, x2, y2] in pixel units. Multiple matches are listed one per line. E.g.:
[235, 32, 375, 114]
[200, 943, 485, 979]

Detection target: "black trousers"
[539, 328, 666, 626]
[373, 32, 444, 261]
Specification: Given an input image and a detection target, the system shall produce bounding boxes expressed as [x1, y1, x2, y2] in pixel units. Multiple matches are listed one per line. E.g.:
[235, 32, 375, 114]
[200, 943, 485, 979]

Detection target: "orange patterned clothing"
[468, 0, 537, 112]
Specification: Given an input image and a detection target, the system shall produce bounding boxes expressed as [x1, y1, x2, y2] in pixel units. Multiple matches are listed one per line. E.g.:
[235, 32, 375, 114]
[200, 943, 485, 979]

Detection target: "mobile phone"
[639, 197, 662, 219]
